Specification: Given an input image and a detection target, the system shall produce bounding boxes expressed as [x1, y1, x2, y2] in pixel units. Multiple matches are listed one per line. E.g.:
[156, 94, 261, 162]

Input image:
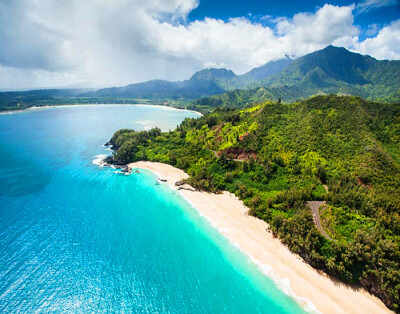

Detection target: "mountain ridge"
[82, 57, 293, 99]
[85, 45, 400, 103]
[0, 45, 399, 111]
[195, 46, 400, 106]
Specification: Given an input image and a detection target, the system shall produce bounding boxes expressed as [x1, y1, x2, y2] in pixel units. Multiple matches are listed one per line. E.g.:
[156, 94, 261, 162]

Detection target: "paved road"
[307, 201, 335, 241]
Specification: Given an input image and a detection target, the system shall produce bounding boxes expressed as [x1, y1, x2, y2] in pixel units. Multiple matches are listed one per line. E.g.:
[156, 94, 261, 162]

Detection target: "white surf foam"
[177, 192, 320, 313]
[92, 154, 107, 166]
[115, 167, 319, 313]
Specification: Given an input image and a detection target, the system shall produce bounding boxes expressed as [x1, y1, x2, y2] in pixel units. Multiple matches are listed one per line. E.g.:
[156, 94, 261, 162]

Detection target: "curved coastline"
[128, 161, 391, 314]
[0, 103, 203, 117]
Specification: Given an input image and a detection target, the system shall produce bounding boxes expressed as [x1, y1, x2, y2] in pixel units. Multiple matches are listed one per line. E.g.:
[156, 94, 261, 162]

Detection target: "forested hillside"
[0, 89, 89, 110]
[109, 95, 400, 311]
[195, 46, 400, 106]
[91, 46, 400, 104]
[263, 45, 400, 102]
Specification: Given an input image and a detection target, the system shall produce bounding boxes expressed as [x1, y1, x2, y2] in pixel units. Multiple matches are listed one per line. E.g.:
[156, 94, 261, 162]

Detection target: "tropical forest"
[108, 95, 400, 311]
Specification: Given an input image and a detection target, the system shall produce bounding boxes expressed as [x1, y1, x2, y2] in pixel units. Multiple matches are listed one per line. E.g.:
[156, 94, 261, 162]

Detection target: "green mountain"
[189, 68, 236, 81]
[90, 46, 400, 104]
[263, 45, 400, 102]
[84, 68, 239, 100]
[194, 87, 273, 109]
[193, 84, 308, 109]
[193, 46, 400, 108]
[1, 45, 399, 111]
[109, 95, 400, 311]
[240, 57, 292, 81]
[82, 59, 292, 100]
[83, 78, 225, 100]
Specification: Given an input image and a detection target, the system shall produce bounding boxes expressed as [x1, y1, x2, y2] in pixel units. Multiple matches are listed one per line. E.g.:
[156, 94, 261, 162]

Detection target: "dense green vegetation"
[262, 45, 400, 103]
[194, 87, 274, 109]
[109, 95, 400, 311]
[195, 46, 400, 107]
[193, 85, 302, 108]
[0, 92, 196, 112]
[0, 89, 88, 111]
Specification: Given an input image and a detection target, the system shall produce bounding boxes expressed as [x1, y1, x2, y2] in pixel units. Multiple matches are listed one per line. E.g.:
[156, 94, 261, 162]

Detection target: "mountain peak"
[82, 45, 399, 103]
[313, 45, 375, 61]
[314, 45, 356, 56]
[323, 44, 344, 50]
[189, 68, 236, 81]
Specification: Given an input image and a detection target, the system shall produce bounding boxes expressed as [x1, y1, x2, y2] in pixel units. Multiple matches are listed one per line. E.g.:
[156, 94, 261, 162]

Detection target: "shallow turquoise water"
[0, 105, 304, 313]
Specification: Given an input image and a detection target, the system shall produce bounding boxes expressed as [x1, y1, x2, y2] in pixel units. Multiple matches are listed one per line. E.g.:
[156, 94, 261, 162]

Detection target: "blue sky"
[0, 0, 399, 89]
[189, 0, 399, 40]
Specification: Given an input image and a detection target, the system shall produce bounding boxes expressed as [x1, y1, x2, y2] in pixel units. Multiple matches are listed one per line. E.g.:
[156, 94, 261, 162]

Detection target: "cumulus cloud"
[275, 4, 358, 56]
[148, 4, 358, 73]
[0, 0, 398, 89]
[0, 0, 202, 88]
[354, 19, 400, 59]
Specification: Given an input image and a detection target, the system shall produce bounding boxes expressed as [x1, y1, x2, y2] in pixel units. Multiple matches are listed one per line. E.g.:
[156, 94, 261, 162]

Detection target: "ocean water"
[0, 105, 305, 313]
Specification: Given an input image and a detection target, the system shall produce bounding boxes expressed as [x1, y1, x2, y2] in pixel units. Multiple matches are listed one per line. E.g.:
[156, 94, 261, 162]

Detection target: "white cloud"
[355, 0, 398, 14]
[148, 4, 358, 74]
[354, 19, 400, 59]
[0, 1, 398, 90]
[275, 4, 358, 55]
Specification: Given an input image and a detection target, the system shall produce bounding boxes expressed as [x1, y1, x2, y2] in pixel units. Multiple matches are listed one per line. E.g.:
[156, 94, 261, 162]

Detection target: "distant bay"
[0, 105, 304, 313]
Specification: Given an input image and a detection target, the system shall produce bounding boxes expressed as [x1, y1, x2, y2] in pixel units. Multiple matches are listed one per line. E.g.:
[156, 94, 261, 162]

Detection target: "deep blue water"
[0, 105, 304, 313]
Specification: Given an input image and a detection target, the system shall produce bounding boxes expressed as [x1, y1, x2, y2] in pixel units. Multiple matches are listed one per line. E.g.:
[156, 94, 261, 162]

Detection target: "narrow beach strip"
[129, 161, 390, 314]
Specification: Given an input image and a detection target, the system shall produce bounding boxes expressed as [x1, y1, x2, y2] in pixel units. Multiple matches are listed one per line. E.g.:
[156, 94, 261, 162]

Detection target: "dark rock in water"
[104, 156, 126, 166]
[104, 140, 118, 151]
[103, 158, 132, 174]
[160, 179, 167, 182]
[121, 166, 131, 173]
[104, 156, 114, 164]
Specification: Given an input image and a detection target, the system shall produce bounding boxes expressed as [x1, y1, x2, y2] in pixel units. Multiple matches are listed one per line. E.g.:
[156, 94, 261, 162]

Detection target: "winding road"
[307, 201, 335, 241]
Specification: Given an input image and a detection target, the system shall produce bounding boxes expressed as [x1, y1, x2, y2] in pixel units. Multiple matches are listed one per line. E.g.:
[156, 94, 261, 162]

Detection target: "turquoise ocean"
[0, 105, 305, 313]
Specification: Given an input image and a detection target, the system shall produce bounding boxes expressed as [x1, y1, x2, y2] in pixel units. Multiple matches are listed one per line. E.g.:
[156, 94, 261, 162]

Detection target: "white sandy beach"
[1, 104, 202, 116]
[129, 161, 390, 314]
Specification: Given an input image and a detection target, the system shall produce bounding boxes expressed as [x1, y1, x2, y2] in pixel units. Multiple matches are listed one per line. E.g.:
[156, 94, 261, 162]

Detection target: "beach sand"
[129, 161, 391, 314]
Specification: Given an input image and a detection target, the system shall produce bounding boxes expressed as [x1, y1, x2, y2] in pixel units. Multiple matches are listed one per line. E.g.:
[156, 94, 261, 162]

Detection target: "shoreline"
[0, 103, 202, 116]
[128, 161, 391, 314]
